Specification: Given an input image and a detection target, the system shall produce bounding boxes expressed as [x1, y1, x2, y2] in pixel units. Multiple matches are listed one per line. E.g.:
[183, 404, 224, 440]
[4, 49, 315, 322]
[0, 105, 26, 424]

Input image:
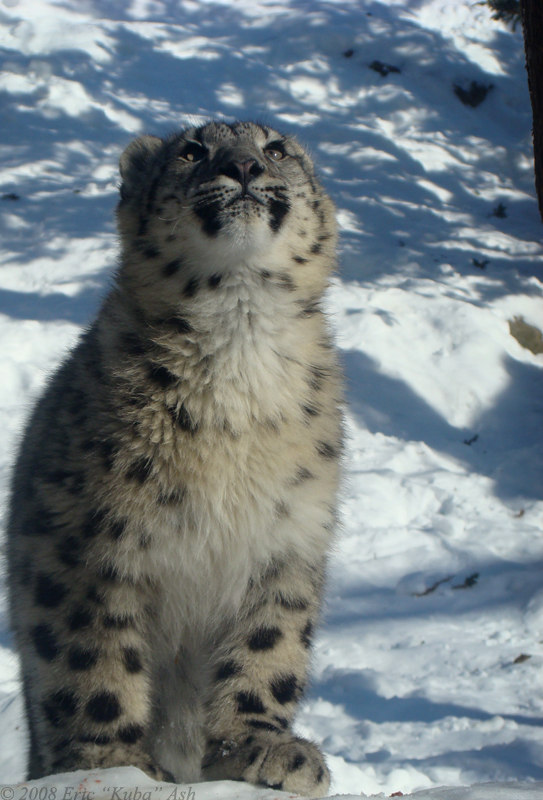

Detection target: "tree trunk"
[520, 0, 543, 223]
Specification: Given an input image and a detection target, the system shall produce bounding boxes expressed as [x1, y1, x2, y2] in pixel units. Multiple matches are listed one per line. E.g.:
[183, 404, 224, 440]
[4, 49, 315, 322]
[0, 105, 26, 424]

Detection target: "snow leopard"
[6, 120, 343, 795]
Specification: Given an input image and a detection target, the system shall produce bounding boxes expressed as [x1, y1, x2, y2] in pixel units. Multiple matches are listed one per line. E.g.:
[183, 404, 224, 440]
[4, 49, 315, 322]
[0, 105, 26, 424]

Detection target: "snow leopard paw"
[203, 732, 330, 797]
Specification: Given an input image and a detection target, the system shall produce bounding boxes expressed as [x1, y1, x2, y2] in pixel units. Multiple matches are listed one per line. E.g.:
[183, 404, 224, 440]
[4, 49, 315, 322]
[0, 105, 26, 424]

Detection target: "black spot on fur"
[82, 508, 107, 539]
[261, 269, 271, 280]
[157, 316, 192, 333]
[57, 535, 82, 568]
[274, 715, 289, 729]
[103, 614, 133, 629]
[43, 689, 77, 727]
[183, 277, 199, 298]
[51, 752, 81, 772]
[126, 456, 154, 484]
[266, 417, 280, 434]
[71, 472, 87, 495]
[301, 620, 313, 648]
[32, 624, 61, 661]
[276, 593, 309, 611]
[125, 392, 145, 411]
[52, 738, 71, 754]
[275, 501, 290, 518]
[302, 403, 319, 418]
[139, 533, 151, 549]
[248, 627, 282, 651]
[299, 298, 321, 317]
[109, 519, 126, 540]
[143, 245, 160, 259]
[206, 737, 223, 751]
[79, 733, 111, 745]
[292, 467, 315, 485]
[310, 242, 322, 255]
[316, 441, 338, 460]
[86, 691, 121, 723]
[193, 127, 206, 144]
[118, 724, 144, 744]
[120, 332, 147, 357]
[208, 273, 222, 288]
[44, 468, 72, 485]
[293, 255, 308, 264]
[215, 661, 242, 681]
[35, 574, 68, 608]
[44, 468, 85, 496]
[268, 197, 290, 233]
[152, 762, 179, 783]
[98, 563, 119, 582]
[194, 202, 222, 236]
[168, 403, 198, 434]
[123, 646, 143, 673]
[42, 704, 62, 728]
[247, 746, 262, 766]
[27, 505, 61, 537]
[163, 258, 183, 277]
[290, 753, 306, 771]
[237, 691, 266, 714]
[247, 720, 282, 733]
[68, 645, 99, 671]
[270, 674, 298, 704]
[308, 365, 327, 391]
[17, 556, 32, 584]
[148, 363, 178, 389]
[277, 273, 296, 291]
[317, 766, 325, 782]
[68, 606, 94, 631]
[86, 585, 103, 605]
[202, 739, 223, 770]
[261, 558, 283, 581]
[98, 439, 117, 471]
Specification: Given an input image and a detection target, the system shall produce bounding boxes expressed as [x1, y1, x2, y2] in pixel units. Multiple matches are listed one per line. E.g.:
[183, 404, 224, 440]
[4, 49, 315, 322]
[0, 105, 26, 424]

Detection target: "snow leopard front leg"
[202, 556, 330, 797]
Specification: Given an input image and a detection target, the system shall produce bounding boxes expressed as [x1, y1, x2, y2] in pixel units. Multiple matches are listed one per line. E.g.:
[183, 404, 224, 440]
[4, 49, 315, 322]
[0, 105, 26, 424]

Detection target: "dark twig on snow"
[453, 81, 493, 107]
[369, 60, 401, 77]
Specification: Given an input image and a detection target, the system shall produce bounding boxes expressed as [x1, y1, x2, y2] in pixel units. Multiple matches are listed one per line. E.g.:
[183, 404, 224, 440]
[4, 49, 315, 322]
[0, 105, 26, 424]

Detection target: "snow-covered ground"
[1, 0, 543, 797]
[2, 767, 543, 800]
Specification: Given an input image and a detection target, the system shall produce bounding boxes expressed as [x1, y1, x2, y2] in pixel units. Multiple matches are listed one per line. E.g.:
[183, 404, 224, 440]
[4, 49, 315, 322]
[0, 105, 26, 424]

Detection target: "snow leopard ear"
[119, 135, 163, 192]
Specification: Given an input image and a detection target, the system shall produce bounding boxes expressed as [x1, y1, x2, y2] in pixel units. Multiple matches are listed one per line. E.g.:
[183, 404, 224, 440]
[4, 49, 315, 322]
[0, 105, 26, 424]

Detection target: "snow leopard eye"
[178, 142, 206, 163]
[265, 142, 286, 161]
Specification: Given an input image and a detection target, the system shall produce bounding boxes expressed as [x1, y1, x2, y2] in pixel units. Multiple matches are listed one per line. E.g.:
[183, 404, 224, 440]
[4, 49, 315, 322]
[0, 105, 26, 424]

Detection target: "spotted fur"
[7, 121, 343, 795]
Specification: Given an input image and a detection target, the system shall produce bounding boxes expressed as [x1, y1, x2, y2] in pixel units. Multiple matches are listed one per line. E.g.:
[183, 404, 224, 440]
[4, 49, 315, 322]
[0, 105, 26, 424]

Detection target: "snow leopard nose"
[220, 158, 265, 189]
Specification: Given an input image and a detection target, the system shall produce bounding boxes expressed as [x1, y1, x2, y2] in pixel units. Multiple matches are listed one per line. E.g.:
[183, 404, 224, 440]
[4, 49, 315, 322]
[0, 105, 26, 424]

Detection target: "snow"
[1, 770, 543, 800]
[1, 0, 543, 797]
